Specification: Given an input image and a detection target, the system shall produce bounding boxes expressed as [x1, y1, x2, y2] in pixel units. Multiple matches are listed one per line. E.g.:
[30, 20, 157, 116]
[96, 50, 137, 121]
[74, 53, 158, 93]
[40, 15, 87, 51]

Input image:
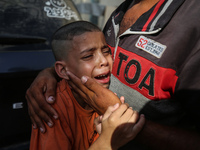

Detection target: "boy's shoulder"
[54, 79, 74, 113]
[55, 79, 97, 117]
[56, 79, 69, 93]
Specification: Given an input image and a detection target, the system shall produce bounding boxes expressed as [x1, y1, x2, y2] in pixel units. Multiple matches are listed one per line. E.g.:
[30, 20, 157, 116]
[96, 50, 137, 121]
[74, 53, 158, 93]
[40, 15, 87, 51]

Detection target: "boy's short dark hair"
[51, 21, 101, 61]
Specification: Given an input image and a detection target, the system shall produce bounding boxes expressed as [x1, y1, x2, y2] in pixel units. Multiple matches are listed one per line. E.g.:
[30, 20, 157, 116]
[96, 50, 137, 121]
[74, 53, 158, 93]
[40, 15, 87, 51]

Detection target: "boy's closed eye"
[82, 54, 93, 60]
[102, 46, 112, 55]
[102, 48, 111, 55]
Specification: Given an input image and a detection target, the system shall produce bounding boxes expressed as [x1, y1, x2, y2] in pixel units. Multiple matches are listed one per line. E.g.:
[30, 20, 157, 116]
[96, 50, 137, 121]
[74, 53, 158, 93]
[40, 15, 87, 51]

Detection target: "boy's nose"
[99, 54, 108, 67]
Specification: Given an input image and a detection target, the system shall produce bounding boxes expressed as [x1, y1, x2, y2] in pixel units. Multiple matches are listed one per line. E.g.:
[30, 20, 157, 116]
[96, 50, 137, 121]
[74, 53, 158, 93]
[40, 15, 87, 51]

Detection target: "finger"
[120, 96, 125, 104]
[120, 107, 137, 122]
[45, 97, 59, 120]
[111, 103, 129, 119]
[30, 106, 53, 133]
[68, 79, 101, 114]
[68, 80, 89, 100]
[94, 116, 102, 126]
[36, 82, 58, 119]
[132, 114, 145, 134]
[102, 103, 120, 121]
[30, 117, 37, 129]
[67, 72, 95, 101]
[34, 92, 58, 120]
[28, 105, 37, 129]
[26, 93, 55, 127]
[81, 75, 106, 94]
[127, 110, 139, 123]
[67, 72, 108, 115]
[94, 115, 103, 134]
[67, 71, 91, 93]
[46, 96, 55, 104]
[33, 114, 46, 133]
[45, 80, 57, 104]
[68, 71, 121, 115]
[26, 85, 58, 120]
[27, 98, 47, 133]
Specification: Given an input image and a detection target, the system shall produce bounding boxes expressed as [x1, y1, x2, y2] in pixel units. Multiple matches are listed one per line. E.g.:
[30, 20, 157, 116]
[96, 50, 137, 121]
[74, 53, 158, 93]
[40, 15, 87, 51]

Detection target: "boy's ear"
[55, 61, 69, 80]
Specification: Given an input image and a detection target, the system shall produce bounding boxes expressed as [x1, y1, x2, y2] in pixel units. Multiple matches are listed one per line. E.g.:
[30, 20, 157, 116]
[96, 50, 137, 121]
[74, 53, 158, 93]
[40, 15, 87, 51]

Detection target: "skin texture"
[26, 67, 58, 132]
[56, 31, 112, 89]
[89, 103, 145, 150]
[54, 31, 114, 110]
[66, 71, 121, 115]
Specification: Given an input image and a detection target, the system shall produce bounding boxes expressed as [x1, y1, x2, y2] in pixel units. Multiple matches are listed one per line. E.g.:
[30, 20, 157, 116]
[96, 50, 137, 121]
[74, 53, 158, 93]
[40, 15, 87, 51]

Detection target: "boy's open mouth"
[94, 72, 110, 84]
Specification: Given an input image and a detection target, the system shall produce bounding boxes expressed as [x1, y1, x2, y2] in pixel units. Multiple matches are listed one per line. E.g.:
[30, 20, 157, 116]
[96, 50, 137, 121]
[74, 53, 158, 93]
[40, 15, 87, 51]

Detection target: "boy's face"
[65, 31, 113, 89]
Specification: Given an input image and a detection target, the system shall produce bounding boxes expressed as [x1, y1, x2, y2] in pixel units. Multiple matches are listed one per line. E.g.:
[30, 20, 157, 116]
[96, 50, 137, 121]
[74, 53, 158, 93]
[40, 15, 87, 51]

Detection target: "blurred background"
[0, 0, 123, 149]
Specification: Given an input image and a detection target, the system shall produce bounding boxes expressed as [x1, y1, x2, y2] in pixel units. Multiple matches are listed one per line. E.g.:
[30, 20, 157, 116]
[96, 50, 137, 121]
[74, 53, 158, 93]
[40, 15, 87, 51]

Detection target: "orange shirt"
[30, 79, 99, 150]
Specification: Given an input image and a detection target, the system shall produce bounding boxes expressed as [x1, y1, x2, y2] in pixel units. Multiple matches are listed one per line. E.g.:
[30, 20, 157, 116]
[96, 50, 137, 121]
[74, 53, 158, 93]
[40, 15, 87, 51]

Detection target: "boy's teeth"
[95, 74, 108, 79]
[97, 75, 105, 78]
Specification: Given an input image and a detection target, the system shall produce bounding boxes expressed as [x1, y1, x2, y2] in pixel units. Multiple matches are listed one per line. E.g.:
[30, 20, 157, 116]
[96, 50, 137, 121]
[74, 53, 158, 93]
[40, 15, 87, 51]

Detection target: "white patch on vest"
[135, 36, 166, 58]
[107, 29, 111, 37]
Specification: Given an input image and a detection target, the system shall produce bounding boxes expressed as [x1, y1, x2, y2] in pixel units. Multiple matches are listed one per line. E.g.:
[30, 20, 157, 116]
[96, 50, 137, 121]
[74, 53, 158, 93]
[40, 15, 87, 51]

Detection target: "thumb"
[119, 96, 125, 104]
[81, 76, 103, 92]
[46, 96, 55, 104]
[45, 83, 57, 104]
[94, 115, 103, 134]
[102, 103, 120, 121]
[132, 114, 145, 134]
[94, 115, 103, 126]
